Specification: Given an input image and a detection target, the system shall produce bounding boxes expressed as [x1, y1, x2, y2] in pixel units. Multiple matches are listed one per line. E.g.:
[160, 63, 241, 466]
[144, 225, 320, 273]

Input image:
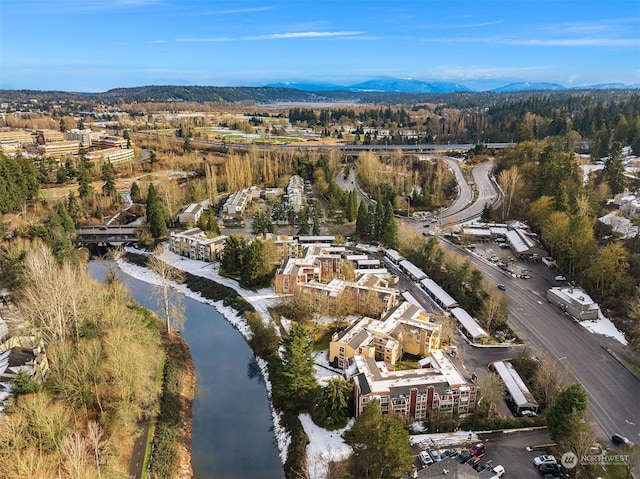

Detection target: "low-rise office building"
[547, 287, 600, 320]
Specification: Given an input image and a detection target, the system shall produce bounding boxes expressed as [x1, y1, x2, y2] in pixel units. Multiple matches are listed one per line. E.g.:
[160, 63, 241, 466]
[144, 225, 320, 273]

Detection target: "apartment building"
[168, 228, 226, 262]
[177, 203, 204, 225]
[330, 301, 441, 369]
[222, 186, 261, 217]
[274, 257, 320, 294]
[349, 348, 477, 421]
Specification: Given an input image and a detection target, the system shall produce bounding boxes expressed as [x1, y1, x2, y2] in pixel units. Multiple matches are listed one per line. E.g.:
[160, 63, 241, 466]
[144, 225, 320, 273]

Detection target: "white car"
[489, 465, 505, 478]
[554, 275, 567, 281]
[419, 450, 434, 466]
[533, 455, 557, 466]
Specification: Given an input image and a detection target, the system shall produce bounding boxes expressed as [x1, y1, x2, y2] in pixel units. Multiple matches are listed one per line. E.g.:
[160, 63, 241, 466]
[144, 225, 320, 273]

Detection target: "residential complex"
[169, 228, 227, 262]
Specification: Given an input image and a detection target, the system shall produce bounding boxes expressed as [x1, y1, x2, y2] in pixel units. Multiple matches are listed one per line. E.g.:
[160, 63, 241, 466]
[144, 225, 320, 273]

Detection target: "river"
[88, 261, 285, 479]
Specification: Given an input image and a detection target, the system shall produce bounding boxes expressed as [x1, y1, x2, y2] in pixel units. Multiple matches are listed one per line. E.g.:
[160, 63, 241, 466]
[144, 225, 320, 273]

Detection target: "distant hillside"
[491, 82, 566, 93]
[348, 78, 473, 93]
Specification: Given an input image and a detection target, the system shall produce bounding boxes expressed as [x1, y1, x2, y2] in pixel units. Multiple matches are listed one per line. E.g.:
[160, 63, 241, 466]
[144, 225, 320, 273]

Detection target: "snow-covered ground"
[119, 246, 354, 478]
[579, 311, 628, 346]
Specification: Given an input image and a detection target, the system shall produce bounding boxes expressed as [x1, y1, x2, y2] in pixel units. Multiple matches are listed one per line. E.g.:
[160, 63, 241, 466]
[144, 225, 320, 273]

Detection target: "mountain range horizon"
[2, 76, 639, 95]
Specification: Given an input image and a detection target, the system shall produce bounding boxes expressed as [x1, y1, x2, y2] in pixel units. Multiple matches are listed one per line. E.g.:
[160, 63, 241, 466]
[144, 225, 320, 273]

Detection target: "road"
[436, 224, 640, 446]
[439, 160, 499, 225]
[345, 156, 640, 446]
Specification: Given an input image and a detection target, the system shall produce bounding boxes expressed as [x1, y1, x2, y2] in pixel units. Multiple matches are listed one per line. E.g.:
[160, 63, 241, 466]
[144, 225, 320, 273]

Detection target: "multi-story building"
[222, 186, 261, 217]
[177, 203, 204, 225]
[66, 128, 102, 147]
[168, 228, 226, 262]
[92, 135, 129, 149]
[300, 276, 396, 319]
[85, 147, 134, 164]
[261, 233, 298, 261]
[349, 348, 477, 421]
[273, 257, 320, 294]
[287, 175, 305, 212]
[330, 301, 441, 369]
[0, 130, 36, 146]
[37, 141, 81, 158]
[36, 129, 65, 144]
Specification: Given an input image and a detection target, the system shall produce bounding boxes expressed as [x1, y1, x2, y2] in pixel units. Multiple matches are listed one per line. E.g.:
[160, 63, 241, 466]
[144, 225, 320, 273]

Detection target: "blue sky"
[1, 0, 639, 92]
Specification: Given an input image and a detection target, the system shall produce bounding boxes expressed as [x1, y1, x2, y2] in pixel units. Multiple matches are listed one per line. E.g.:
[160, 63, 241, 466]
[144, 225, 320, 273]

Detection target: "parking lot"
[413, 429, 554, 479]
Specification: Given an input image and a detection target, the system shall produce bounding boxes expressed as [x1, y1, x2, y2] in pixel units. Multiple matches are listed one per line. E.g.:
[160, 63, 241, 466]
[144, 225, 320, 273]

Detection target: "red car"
[468, 443, 485, 456]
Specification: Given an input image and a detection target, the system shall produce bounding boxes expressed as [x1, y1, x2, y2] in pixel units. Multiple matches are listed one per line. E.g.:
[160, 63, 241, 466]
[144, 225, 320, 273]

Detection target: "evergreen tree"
[349, 190, 358, 222]
[297, 205, 310, 235]
[77, 150, 94, 199]
[344, 401, 414, 479]
[149, 150, 159, 167]
[130, 181, 141, 203]
[101, 160, 117, 197]
[66, 192, 82, 221]
[374, 201, 385, 239]
[252, 210, 274, 235]
[605, 142, 626, 194]
[56, 202, 75, 233]
[547, 383, 588, 441]
[146, 183, 166, 238]
[355, 200, 369, 239]
[275, 323, 319, 411]
[381, 201, 398, 248]
[480, 203, 492, 223]
[315, 377, 352, 428]
[220, 235, 247, 274]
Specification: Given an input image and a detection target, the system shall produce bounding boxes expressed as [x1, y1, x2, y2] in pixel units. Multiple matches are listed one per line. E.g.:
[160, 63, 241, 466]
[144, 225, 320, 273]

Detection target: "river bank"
[117, 249, 292, 474]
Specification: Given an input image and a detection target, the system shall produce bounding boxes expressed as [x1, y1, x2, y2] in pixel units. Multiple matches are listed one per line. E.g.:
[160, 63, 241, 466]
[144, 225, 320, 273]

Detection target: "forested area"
[490, 137, 640, 350]
[0, 244, 163, 478]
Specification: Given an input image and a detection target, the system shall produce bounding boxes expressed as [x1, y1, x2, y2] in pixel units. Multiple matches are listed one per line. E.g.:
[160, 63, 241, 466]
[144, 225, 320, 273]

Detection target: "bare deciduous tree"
[498, 167, 523, 221]
[147, 247, 185, 335]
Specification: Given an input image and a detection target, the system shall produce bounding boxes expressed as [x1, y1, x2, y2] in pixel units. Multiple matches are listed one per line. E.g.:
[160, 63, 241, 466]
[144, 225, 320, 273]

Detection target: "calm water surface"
[88, 261, 285, 479]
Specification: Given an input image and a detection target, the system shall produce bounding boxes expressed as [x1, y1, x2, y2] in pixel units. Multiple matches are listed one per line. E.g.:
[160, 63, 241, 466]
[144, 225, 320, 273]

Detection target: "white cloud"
[176, 31, 364, 42]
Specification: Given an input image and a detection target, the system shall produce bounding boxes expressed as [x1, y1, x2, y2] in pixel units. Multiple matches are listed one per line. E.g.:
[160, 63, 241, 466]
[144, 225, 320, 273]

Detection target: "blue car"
[497, 284, 506, 291]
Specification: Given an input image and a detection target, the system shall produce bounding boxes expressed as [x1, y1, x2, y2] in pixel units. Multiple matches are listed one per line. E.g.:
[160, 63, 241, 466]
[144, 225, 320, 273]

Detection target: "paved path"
[129, 421, 151, 479]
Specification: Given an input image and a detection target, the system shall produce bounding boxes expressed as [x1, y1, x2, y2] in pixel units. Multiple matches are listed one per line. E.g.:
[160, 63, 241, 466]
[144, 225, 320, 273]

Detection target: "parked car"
[467, 243, 477, 249]
[456, 451, 472, 463]
[468, 443, 485, 456]
[497, 283, 506, 291]
[554, 275, 567, 281]
[419, 450, 434, 466]
[466, 455, 481, 468]
[490, 255, 499, 262]
[612, 433, 634, 447]
[520, 409, 537, 417]
[428, 450, 441, 462]
[440, 449, 457, 459]
[489, 465, 505, 478]
[538, 463, 561, 475]
[533, 455, 557, 466]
